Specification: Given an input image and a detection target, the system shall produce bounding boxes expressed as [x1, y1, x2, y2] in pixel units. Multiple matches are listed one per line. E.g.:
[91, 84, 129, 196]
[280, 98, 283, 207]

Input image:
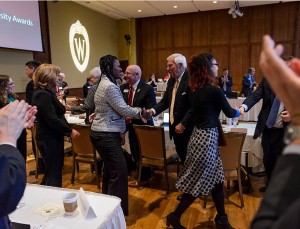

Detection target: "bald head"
[125, 65, 142, 86]
[58, 72, 65, 83]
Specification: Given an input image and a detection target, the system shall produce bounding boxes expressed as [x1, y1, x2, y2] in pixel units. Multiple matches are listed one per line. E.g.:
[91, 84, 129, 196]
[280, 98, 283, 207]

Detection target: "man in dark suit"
[146, 53, 192, 164]
[0, 100, 37, 229]
[120, 64, 156, 181]
[218, 68, 233, 95]
[241, 67, 256, 97]
[25, 60, 45, 176]
[251, 35, 300, 229]
[240, 78, 290, 181]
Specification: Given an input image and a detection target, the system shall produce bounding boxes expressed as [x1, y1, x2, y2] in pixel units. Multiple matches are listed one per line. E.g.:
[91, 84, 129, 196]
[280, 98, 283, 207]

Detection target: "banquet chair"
[30, 124, 41, 179]
[203, 131, 246, 209]
[70, 124, 101, 189]
[133, 125, 179, 194]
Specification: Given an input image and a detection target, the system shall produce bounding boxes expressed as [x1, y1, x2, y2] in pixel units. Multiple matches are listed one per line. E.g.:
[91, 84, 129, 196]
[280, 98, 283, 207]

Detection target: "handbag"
[217, 120, 227, 146]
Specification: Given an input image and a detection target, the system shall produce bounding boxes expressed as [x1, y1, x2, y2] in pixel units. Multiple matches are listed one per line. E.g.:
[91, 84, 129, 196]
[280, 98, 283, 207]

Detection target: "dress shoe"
[166, 212, 186, 229]
[29, 168, 44, 176]
[215, 214, 234, 229]
[176, 193, 184, 201]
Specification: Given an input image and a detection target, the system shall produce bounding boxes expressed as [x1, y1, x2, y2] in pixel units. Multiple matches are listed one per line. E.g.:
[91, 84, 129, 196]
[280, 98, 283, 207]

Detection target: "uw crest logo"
[69, 20, 90, 72]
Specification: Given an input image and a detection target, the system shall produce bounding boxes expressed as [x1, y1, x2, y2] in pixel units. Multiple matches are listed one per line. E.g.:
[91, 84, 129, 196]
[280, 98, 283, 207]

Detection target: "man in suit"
[0, 100, 37, 229]
[251, 35, 300, 229]
[146, 53, 192, 164]
[240, 78, 290, 181]
[241, 67, 256, 97]
[219, 68, 233, 95]
[120, 65, 156, 181]
[25, 60, 44, 176]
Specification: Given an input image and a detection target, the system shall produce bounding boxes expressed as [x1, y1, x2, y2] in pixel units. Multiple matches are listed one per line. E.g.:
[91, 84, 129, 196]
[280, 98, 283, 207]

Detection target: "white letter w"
[74, 37, 86, 62]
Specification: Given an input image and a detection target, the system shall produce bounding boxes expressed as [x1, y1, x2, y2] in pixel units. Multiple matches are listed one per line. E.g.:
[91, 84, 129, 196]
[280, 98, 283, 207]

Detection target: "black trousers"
[261, 128, 285, 180]
[37, 135, 64, 187]
[90, 131, 128, 216]
[171, 125, 192, 164]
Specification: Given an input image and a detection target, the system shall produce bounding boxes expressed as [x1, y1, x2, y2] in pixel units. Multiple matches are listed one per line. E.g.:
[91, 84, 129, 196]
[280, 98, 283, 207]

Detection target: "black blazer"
[32, 89, 72, 138]
[120, 80, 156, 126]
[242, 79, 287, 139]
[0, 144, 26, 229]
[251, 153, 300, 229]
[152, 70, 192, 137]
[241, 75, 253, 97]
[25, 80, 34, 104]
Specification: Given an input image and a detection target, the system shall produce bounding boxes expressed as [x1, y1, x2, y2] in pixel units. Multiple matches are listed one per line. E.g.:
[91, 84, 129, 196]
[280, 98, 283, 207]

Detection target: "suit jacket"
[72, 84, 97, 115]
[241, 74, 253, 97]
[251, 152, 300, 229]
[242, 79, 287, 139]
[152, 70, 192, 137]
[91, 75, 140, 134]
[120, 80, 156, 126]
[0, 144, 26, 229]
[32, 89, 72, 139]
[25, 79, 34, 104]
[218, 75, 233, 94]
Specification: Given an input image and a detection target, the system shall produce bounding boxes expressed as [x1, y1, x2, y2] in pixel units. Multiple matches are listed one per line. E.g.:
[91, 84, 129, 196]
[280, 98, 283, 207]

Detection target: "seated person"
[83, 67, 101, 98]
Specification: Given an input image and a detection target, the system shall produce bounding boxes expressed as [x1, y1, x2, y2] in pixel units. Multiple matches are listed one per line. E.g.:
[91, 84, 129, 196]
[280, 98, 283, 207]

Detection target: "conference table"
[9, 184, 126, 229]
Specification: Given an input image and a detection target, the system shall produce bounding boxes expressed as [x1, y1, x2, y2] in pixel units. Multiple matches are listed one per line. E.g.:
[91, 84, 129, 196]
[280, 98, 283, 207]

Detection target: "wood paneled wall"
[136, 2, 300, 91]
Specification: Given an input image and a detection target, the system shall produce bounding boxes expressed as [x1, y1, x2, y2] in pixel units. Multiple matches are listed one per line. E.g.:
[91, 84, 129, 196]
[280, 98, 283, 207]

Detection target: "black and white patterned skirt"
[175, 127, 224, 197]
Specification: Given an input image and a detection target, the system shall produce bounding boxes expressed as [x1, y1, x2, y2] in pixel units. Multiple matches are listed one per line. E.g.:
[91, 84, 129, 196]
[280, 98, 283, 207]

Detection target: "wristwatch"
[284, 124, 300, 144]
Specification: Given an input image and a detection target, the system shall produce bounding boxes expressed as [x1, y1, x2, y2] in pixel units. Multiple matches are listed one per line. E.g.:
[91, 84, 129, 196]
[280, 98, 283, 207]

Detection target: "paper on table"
[78, 188, 97, 219]
[34, 203, 60, 219]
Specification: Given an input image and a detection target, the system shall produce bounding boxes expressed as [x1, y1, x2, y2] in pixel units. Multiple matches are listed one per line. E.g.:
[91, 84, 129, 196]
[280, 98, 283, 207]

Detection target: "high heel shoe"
[166, 212, 186, 229]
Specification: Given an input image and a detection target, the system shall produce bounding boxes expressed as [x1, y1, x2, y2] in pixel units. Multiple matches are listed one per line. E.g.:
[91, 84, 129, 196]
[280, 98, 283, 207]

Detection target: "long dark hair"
[99, 55, 118, 84]
[189, 53, 215, 92]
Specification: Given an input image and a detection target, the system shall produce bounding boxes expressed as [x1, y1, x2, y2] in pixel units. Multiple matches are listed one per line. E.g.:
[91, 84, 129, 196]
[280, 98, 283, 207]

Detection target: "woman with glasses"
[0, 75, 27, 161]
[31, 64, 79, 187]
[166, 53, 240, 229]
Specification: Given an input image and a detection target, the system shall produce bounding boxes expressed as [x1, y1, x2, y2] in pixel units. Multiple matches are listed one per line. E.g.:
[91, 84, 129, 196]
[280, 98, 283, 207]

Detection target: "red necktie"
[126, 86, 134, 125]
[128, 86, 134, 106]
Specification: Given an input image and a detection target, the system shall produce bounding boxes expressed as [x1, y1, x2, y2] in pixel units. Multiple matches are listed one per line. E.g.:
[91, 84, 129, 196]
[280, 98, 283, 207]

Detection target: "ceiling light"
[138, 10, 141, 13]
[228, 0, 243, 18]
[173, 5, 178, 9]
[213, 1, 217, 3]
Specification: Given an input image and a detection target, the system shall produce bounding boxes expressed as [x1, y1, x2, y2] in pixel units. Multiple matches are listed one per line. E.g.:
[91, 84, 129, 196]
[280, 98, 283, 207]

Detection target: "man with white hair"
[83, 67, 101, 98]
[146, 54, 193, 165]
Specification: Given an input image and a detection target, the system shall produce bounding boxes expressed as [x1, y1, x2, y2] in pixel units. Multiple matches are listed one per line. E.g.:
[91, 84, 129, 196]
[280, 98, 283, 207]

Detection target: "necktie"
[266, 97, 281, 128]
[128, 86, 134, 106]
[170, 80, 179, 124]
[126, 86, 134, 125]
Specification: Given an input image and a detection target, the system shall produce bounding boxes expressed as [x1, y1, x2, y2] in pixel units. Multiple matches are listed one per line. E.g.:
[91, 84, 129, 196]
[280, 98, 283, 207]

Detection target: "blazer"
[91, 75, 140, 133]
[71, 84, 97, 115]
[25, 79, 34, 104]
[152, 70, 192, 137]
[242, 79, 287, 139]
[218, 75, 233, 94]
[0, 144, 26, 229]
[251, 151, 300, 229]
[120, 80, 156, 126]
[241, 74, 253, 97]
[32, 89, 72, 138]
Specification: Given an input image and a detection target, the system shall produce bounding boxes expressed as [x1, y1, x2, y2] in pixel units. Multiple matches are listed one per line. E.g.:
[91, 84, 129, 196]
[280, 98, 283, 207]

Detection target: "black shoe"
[176, 193, 184, 201]
[215, 214, 234, 229]
[29, 168, 44, 176]
[166, 212, 186, 229]
[259, 187, 266, 192]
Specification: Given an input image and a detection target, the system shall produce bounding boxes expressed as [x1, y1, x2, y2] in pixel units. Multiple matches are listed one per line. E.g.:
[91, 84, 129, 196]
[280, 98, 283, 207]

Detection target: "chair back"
[70, 124, 95, 157]
[220, 132, 246, 169]
[230, 127, 247, 134]
[133, 125, 166, 160]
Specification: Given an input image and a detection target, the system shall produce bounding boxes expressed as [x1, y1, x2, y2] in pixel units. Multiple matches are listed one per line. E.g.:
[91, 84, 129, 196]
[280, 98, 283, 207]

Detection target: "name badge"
[124, 89, 129, 93]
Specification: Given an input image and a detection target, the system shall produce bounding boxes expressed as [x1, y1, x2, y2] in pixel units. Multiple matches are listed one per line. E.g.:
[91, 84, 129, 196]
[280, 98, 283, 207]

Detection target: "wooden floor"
[26, 148, 262, 229]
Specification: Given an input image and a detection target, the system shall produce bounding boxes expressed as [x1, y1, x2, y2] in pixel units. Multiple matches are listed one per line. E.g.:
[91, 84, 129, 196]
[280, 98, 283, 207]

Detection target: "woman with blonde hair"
[32, 64, 79, 187]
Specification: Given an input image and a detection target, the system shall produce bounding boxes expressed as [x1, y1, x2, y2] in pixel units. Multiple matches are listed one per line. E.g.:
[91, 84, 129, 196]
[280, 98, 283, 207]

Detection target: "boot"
[214, 214, 234, 229]
[166, 212, 186, 229]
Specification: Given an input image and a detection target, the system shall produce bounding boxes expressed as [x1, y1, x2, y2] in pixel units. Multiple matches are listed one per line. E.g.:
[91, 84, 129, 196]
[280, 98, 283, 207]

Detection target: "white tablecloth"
[9, 184, 126, 229]
[220, 97, 262, 122]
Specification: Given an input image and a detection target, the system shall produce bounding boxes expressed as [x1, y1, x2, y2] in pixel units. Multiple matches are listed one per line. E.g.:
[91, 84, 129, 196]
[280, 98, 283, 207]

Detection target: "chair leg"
[237, 169, 245, 209]
[94, 161, 100, 189]
[71, 159, 76, 185]
[137, 161, 143, 190]
[203, 195, 208, 210]
[164, 165, 170, 195]
[76, 162, 79, 172]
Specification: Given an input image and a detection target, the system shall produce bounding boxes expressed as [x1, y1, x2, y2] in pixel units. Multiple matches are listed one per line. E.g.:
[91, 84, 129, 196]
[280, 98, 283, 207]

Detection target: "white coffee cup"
[63, 192, 78, 215]
[226, 118, 232, 126]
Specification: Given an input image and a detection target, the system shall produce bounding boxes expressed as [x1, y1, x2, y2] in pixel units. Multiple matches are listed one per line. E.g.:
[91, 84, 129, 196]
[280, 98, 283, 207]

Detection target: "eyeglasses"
[212, 63, 220, 66]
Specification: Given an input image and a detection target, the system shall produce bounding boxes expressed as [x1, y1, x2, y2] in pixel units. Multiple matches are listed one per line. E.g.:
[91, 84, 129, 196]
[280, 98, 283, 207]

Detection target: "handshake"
[140, 108, 154, 122]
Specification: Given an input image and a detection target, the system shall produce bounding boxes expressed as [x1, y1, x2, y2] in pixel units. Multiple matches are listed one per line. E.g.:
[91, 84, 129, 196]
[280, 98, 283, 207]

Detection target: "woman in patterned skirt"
[166, 53, 240, 229]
